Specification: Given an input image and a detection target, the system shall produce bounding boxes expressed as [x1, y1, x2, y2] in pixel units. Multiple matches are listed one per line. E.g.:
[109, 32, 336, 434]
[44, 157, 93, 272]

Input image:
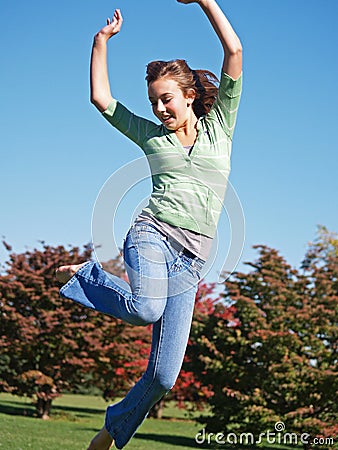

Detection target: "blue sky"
[1, 0, 337, 280]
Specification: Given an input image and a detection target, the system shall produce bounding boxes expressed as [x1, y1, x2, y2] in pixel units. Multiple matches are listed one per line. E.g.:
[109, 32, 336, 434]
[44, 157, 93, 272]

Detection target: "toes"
[55, 270, 71, 284]
[55, 265, 73, 283]
[55, 263, 88, 283]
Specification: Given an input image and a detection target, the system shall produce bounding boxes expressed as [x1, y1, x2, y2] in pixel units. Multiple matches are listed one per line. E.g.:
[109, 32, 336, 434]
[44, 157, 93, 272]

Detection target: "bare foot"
[55, 262, 88, 284]
[87, 427, 114, 450]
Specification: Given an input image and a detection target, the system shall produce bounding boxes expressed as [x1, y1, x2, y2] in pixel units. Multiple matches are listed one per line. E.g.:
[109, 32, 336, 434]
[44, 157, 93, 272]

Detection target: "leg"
[58, 224, 169, 325]
[87, 427, 113, 450]
[58, 223, 203, 449]
[78, 224, 173, 449]
[105, 250, 203, 449]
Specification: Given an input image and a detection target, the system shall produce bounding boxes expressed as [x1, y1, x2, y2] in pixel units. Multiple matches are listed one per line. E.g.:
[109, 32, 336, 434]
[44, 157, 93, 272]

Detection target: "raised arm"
[90, 9, 123, 112]
[177, 0, 242, 79]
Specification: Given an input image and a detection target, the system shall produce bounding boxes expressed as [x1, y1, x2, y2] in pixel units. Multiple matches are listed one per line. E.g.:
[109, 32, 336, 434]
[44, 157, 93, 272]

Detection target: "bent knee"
[131, 301, 165, 325]
[154, 374, 176, 393]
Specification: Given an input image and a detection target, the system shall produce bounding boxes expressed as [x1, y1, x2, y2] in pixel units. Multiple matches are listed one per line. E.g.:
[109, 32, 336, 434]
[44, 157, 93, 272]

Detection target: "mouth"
[160, 115, 173, 124]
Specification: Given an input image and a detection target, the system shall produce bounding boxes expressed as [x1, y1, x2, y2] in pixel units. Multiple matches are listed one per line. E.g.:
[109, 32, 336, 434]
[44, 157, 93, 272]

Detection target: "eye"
[149, 97, 172, 107]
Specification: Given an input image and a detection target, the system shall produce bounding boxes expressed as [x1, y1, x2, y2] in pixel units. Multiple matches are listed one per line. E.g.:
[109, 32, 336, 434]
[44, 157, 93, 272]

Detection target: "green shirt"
[103, 71, 242, 238]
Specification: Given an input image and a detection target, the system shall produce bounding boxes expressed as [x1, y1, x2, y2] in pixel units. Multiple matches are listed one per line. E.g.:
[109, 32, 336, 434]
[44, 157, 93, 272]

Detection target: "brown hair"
[146, 59, 219, 118]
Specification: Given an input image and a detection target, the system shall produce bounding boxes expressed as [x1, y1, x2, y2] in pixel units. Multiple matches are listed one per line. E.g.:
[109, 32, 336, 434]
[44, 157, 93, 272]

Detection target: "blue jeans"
[59, 222, 204, 449]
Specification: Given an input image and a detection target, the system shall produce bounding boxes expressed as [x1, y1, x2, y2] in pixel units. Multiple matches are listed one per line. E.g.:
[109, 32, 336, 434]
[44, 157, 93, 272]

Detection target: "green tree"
[190, 228, 337, 448]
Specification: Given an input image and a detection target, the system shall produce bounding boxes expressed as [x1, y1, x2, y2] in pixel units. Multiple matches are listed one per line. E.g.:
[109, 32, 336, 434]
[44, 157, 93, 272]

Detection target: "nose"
[156, 100, 166, 113]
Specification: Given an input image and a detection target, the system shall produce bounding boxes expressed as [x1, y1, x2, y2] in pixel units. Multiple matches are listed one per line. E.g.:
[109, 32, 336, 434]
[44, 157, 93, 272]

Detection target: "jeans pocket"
[168, 255, 184, 274]
[168, 254, 201, 281]
[188, 257, 205, 280]
[188, 263, 200, 280]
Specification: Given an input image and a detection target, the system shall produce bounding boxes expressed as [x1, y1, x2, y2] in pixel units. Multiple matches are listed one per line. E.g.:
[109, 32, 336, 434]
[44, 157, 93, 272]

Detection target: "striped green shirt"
[103, 71, 242, 238]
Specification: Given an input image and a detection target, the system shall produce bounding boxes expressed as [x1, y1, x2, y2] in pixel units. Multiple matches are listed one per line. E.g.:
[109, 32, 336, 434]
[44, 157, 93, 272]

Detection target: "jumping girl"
[56, 1, 242, 448]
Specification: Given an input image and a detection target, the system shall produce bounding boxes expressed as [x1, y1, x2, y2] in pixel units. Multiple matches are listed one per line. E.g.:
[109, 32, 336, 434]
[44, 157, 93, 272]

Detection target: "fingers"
[107, 9, 122, 26]
[113, 8, 122, 23]
[102, 8, 123, 36]
[115, 8, 122, 19]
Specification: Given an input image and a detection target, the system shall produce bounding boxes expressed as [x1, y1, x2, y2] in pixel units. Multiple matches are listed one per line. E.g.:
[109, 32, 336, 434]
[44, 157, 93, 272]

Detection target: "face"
[148, 77, 195, 130]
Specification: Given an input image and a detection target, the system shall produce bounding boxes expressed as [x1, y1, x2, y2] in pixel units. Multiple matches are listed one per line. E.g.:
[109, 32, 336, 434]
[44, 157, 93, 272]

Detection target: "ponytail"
[191, 69, 219, 117]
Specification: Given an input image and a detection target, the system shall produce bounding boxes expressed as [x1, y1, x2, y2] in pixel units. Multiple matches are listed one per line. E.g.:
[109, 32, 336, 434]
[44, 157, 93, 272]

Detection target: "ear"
[185, 88, 196, 105]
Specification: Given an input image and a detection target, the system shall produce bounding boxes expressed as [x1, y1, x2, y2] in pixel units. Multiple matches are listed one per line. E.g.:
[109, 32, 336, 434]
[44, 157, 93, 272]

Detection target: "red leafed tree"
[88, 260, 153, 402]
[93, 277, 234, 420]
[89, 315, 152, 402]
[0, 244, 155, 419]
[0, 241, 95, 418]
[170, 281, 239, 413]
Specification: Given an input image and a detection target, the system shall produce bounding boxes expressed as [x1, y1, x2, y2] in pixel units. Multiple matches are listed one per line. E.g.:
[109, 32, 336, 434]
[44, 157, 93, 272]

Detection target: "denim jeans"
[59, 222, 204, 449]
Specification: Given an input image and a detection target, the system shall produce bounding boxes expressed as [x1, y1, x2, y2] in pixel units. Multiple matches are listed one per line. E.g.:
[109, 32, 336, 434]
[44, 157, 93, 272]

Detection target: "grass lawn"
[0, 393, 305, 450]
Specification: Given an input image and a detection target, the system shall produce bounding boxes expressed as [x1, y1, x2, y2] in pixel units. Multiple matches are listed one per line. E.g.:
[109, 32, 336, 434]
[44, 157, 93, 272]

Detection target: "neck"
[175, 112, 198, 146]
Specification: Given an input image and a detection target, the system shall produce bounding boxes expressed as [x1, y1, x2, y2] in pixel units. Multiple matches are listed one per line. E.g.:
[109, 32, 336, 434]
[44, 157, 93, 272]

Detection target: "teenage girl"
[56, 1, 242, 449]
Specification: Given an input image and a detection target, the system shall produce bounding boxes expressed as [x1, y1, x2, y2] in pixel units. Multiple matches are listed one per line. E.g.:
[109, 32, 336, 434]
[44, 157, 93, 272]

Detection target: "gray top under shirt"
[135, 145, 212, 261]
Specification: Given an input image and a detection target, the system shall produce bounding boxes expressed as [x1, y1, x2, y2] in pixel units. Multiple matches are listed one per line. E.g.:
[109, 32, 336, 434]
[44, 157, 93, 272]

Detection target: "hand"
[97, 9, 123, 39]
